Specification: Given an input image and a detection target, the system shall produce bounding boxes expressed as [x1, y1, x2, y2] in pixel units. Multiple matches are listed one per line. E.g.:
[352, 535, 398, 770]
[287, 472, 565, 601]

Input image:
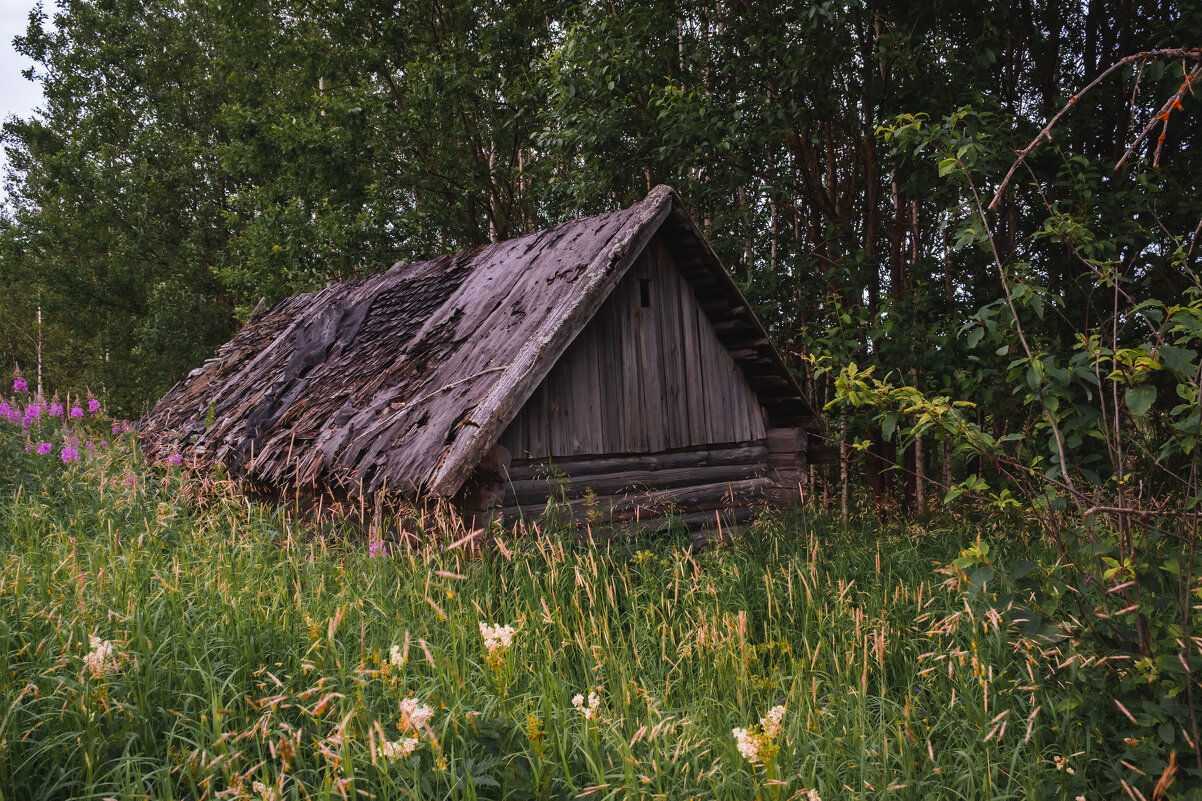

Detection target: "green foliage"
[828, 69, 1202, 790]
[0, 396, 1165, 798]
[951, 529, 1200, 797]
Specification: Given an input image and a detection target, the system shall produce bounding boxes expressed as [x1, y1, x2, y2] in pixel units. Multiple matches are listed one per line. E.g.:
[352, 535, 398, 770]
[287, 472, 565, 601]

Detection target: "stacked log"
[497, 441, 773, 530]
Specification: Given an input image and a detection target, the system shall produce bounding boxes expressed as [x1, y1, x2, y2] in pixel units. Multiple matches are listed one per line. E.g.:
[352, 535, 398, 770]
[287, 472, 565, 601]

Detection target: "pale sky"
[0, 0, 48, 194]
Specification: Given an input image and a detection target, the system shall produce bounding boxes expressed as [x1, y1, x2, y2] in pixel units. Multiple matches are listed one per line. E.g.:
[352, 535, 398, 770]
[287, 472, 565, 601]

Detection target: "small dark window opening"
[639, 278, 652, 308]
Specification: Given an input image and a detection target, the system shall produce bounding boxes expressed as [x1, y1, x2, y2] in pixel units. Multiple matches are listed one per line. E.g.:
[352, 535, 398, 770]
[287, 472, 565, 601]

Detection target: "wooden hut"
[139, 186, 824, 530]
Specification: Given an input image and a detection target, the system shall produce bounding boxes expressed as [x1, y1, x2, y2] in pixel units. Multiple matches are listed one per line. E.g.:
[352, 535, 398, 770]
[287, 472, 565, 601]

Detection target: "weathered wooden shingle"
[139, 185, 817, 498]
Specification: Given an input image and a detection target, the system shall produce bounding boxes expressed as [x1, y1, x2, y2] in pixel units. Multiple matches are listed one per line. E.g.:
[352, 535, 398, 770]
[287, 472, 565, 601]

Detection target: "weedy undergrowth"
[0, 379, 1160, 799]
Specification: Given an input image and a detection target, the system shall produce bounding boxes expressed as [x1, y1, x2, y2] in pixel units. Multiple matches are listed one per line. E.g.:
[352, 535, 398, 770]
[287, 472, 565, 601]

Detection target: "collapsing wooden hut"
[139, 185, 825, 530]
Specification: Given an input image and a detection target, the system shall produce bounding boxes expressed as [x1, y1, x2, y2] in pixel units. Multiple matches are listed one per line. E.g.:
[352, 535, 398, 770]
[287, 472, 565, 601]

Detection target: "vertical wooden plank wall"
[500, 235, 767, 459]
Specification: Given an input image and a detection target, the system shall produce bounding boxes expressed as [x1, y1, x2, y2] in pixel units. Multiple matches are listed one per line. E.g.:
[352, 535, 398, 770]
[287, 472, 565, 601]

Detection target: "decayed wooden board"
[653, 238, 685, 448]
[573, 323, 603, 454]
[634, 252, 666, 453]
[676, 265, 707, 443]
[617, 274, 645, 451]
[598, 284, 625, 453]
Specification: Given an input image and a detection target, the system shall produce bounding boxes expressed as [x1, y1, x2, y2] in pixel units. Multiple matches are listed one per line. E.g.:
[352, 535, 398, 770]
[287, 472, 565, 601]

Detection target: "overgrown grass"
[0, 419, 1110, 800]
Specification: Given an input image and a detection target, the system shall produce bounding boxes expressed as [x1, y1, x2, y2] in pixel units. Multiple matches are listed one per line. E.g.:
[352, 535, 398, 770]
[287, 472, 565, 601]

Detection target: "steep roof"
[139, 186, 816, 497]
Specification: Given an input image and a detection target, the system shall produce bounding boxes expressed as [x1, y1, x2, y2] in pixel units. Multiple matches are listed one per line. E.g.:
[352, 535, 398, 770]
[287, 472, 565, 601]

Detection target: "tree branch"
[1116, 61, 1202, 170]
[989, 48, 1202, 211]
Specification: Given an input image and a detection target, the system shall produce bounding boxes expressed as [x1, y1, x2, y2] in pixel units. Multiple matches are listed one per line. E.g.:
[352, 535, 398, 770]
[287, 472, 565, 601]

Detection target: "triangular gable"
[425, 187, 673, 494]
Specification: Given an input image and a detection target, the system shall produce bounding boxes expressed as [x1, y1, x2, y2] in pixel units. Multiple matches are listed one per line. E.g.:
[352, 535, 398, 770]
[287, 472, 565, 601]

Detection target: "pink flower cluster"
[46, 402, 86, 420]
[4, 382, 117, 470]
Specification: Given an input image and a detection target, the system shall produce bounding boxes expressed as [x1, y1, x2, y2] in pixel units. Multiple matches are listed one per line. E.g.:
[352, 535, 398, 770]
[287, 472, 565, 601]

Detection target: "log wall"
[498, 235, 766, 459]
[498, 442, 774, 528]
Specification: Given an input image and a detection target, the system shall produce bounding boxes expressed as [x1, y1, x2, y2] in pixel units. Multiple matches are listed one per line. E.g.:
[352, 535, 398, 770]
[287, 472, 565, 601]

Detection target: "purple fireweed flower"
[88, 398, 101, 415]
[24, 405, 41, 425]
[61, 447, 79, 463]
[70, 406, 83, 419]
[13, 377, 27, 393]
[167, 454, 183, 466]
[99, 439, 108, 448]
[36, 442, 52, 455]
[112, 422, 121, 435]
[48, 403, 64, 418]
[369, 541, 387, 558]
[125, 475, 136, 488]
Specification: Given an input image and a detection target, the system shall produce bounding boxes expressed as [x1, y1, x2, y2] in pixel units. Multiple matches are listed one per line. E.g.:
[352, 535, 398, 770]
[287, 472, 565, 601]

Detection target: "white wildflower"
[83, 636, 118, 678]
[733, 705, 786, 766]
[803, 789, 822, 801]
[399, 697, 435, 732]
[252, 780, 279, 801]
[389, 644, 404, 668]
[478, 621, 517, 654]
[572, 690, 601, 720]
[761, 704, 786, 739]
[732, 726, 759, 762]
[380, 736, 420, 760]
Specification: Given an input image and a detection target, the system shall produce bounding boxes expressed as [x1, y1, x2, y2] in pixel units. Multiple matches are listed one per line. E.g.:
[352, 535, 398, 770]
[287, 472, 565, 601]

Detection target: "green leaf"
[1026, 365, 1041, 391]
[970, 566, 995, 587]
[1010, 560, 1038, 580]
[1125, 385, 1157, 416]
[937, 157, 958, 177]
[881, 412, 898, 442]
[966, 327, 984, 348]
[1159, 345, 1197, 377]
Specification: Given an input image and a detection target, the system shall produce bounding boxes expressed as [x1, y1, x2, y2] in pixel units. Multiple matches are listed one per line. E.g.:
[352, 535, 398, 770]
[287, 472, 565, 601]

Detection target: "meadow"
[0, 391, 1118, 800]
